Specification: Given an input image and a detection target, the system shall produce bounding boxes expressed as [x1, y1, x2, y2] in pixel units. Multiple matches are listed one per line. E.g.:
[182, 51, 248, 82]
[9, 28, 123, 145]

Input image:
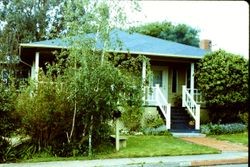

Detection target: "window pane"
[153, 70, 162, 87]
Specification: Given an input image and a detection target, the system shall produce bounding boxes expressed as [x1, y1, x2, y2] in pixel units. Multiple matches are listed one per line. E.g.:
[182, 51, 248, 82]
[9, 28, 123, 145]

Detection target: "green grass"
[210, 132, 248, 146]
[96, 135, 219, 158]
[22, 135, 219, 163]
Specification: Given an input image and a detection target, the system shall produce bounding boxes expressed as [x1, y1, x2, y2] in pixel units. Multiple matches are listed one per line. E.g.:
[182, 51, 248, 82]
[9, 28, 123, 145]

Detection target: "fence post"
[195, 104, 200, 130]
[115, 119, 120, 151]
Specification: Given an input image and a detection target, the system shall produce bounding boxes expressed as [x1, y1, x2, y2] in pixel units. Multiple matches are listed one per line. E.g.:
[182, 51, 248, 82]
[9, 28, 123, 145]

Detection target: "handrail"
[182, 85, 200, 130]
[144, 84, 171, 130]
[186, 88, 204, 103]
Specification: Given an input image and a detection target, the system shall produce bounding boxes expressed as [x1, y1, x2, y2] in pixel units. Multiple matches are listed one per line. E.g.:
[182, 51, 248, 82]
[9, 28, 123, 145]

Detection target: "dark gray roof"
[20, 29, 208, 59]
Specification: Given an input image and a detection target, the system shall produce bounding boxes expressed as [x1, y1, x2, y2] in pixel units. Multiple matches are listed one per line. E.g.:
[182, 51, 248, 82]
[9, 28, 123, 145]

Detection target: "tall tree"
[130, 21, 200, 47]
[0, 0, 65, 58]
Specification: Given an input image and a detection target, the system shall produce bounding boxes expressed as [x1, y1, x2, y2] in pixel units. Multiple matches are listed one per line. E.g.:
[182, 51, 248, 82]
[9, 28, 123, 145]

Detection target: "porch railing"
[144, 84, 171, 130]
[186, 88, 204, 103]
[182, 85, 200, 130]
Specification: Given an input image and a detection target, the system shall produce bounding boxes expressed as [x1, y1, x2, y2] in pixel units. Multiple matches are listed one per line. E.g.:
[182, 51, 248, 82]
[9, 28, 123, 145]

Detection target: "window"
[172, 69, 177, 93]
[153, 70, 162, 87]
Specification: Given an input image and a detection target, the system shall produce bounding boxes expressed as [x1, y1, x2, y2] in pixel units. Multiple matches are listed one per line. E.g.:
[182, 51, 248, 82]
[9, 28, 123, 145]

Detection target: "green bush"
[195, 50, 248, 123]
[121, 106, 143, 132]
[10, 139, 38, 160]
[0, 81, 20, 162]
[200, 109, 210, 124]
[238, 112, 248, 128]
[145, 115, 164, 129]
[201, 123, 247, 135]
[15, 75, 73, 154]
[140, 108, 164, 130]
[0, 138, 10, 162]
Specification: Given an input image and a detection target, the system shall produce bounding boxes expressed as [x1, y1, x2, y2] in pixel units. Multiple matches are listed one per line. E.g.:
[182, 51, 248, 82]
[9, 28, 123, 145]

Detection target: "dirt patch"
[181, 137, 248, 152]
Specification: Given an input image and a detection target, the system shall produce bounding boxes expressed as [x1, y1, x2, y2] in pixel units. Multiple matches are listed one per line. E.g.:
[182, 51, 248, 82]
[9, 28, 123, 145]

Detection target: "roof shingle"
[20, 29, 209, 58]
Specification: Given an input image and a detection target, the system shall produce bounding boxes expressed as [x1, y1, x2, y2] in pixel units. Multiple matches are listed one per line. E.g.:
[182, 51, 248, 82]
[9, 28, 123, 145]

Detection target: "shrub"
[201, 123, 247, 135]
[15, 76, 73, 154]
[238, 112, 248, 128]
[140, 108, 164, 130]
[0, 138, 10, 162]
[0, 81, 20, 162]
[195, 50, 248, 123]
[142, 114, 164, 129]
[121, 106, 143, 132]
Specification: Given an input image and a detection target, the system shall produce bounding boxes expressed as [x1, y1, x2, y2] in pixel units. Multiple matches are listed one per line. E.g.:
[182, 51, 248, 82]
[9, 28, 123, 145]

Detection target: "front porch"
[142, 60, 204, 131]
[144, 84, 204, 131]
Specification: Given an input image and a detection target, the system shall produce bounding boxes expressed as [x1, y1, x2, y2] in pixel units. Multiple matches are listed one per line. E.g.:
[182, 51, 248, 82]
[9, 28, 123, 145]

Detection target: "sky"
[120, 1, 249, 59]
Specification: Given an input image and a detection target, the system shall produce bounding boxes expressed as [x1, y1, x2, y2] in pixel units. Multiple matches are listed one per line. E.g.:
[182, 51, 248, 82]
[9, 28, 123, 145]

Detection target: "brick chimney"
[199, 39, 212, 51]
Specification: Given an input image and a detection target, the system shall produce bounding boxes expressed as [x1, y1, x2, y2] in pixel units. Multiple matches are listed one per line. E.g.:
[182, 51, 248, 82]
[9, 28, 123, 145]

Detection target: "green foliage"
[141, 113, 164, 129]
[13, 0, 146, 158]
[0, 137, 11, 162]
[130, 21, 200, 47]
[120, 106, 143, 132]
[0, 82, 18, 137]
[200, 109, 210, 124]
[201, 123, 247, 135]
[0, 81, 19, 162]
[57, 45, 145, 154]
[195, 50, 248, 123]
[55, 0, 148, 156]
[16, 73, 73, 153]
[0, 0, 65, 53]
[238, 112, 248, 128]
[9, 139, 39, 161]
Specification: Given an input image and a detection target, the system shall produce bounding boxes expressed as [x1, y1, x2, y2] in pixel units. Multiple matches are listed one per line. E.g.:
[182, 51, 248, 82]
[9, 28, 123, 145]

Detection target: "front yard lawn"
[97, 135, 219, 158]
[24, 135, 220, 163]
[210, 132, 248, 146]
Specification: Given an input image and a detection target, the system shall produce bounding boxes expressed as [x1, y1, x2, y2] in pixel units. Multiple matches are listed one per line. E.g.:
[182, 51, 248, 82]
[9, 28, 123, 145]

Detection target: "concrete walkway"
[0, 151, 248, 167]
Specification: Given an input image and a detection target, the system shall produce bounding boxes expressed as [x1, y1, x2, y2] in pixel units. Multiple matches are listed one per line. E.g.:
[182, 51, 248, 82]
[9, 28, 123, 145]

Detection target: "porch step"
[170, 107, 194, 131]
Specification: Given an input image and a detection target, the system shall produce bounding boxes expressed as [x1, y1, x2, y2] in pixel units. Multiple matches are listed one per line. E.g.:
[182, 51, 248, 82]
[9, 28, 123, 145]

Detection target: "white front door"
[152, 67, 168, 101]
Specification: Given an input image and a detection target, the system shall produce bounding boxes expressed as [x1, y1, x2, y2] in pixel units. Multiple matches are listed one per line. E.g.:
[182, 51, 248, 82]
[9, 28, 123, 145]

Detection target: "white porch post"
[31, 52, 40, 82]
[142, 59, 146, 84]
[190, 63, 194, 98]
[182, 85, 186, 107]
[142, 60, 147, 102]
[166, 103, 171, 130]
